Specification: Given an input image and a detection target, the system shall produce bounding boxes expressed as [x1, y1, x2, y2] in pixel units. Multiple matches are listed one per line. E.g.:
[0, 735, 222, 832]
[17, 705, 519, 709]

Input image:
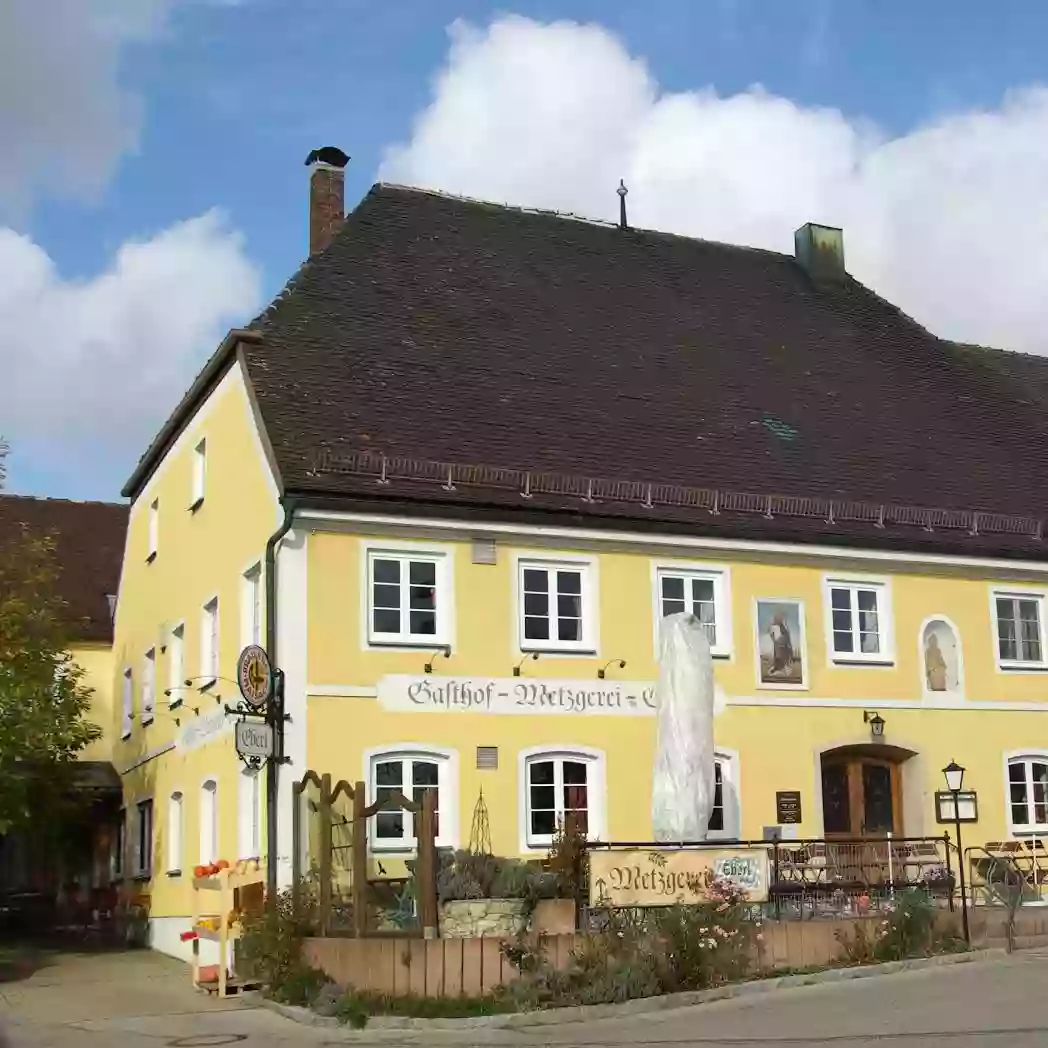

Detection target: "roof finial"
[617, 179, 629, 230]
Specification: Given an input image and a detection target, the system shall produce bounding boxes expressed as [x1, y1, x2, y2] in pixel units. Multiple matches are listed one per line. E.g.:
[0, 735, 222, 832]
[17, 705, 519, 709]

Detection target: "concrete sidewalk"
[0, 948, 272, 1047]
[0, 948, 230, 1023]
[2, 946, 1047, 1047]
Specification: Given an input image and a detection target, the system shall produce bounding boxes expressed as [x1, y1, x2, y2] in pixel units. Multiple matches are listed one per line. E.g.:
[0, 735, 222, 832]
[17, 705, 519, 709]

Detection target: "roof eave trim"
[120, 328, 264, 500]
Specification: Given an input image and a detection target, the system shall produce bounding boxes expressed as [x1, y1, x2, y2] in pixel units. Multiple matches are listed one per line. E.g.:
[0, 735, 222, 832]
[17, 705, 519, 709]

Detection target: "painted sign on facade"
[588, 847, 771, 907]
[177, 708, 231, 752]
[377, 675, 657, 716]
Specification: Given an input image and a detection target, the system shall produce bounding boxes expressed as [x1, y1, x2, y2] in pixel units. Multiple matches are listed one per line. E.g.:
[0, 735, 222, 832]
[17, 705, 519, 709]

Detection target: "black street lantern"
[864, 711, 886, 739]
[943, 759, 970, 945]
[943, 759, 965, 793]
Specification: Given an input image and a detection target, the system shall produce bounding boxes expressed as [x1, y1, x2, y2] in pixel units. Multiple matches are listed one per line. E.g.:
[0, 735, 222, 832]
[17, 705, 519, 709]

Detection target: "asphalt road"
[2, 948, 1047, 1047]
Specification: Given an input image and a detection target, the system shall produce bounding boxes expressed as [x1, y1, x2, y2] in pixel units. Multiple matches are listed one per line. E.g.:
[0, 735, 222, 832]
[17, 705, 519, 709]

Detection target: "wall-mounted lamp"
[424, 645, 452, 674]
[597, 658, 626, 680]
[181, 676, 233, 704]
[513, 653, 540, 677]
[863, 711, 885, 739]
[156, 697, 199, 726]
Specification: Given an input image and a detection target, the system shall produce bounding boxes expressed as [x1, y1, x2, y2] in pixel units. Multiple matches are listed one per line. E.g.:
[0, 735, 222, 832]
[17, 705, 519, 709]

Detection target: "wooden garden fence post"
[318, 773, 333, 937]
[352, 780, 368, 938]
[418, 788, 438, 938]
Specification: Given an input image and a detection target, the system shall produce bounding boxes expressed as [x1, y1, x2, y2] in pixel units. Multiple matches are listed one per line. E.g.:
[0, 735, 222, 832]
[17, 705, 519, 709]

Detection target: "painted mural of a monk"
[925, 633, 948, 691]
[769, 614, 794, 675]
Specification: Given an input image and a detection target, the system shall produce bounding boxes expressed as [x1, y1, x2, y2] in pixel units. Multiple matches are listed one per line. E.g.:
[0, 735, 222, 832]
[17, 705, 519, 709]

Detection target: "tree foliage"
[0, 523, 101, 834]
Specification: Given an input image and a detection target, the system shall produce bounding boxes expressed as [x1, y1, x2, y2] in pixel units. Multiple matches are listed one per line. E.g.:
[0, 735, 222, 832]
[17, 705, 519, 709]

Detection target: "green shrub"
[837, 891, 954, 965]
[237, 878, 318, 992]
[653, 877, 756, 991]
[317, 989, 514, 1026]
[499, 874, 758, 1009]
[874, 890, 937, 960]
[334, 994, 370, 1028]
[436, 850, 562, 907]
[835, 921, 878, 965]
[272, 964, 328, 1007]
[546, 818, 589, 899]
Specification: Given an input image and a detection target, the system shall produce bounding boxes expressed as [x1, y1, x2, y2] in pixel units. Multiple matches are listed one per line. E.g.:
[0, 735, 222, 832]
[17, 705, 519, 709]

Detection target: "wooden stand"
[189, 860, 265, 996]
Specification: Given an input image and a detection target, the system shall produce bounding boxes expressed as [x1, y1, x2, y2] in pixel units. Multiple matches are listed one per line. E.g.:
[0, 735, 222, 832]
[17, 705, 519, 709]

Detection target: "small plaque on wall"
[776, 790, 802, 825]
[935, 791, 978, 823]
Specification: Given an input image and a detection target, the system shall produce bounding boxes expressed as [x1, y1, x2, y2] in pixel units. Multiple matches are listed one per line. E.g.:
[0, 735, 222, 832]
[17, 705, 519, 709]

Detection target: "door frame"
[821, 752, 904, 838]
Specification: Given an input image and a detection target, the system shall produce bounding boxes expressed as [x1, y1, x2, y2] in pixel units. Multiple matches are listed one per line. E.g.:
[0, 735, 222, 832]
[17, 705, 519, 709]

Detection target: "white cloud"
[0, 0, 171, 216]
[382, 15, 1048, 355]
[0, 0, 262, 498]
[0, 213, 261, 486]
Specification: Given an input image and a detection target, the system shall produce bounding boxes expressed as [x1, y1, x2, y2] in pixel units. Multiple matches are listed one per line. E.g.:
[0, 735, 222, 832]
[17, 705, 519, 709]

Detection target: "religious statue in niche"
[922, 619, 962, 696]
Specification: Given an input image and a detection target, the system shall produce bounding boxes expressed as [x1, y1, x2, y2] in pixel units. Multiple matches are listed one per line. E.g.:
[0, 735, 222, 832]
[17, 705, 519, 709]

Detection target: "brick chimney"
[305, 147, 350, 255]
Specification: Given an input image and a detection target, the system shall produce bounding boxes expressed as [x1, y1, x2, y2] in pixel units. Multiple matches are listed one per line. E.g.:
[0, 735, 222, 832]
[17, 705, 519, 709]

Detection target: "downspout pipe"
[264, 496, 298, 897]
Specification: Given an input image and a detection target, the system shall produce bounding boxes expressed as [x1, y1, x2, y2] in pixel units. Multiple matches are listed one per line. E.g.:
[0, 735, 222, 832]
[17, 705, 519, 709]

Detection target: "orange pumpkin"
[194, 865, 207, 879]
[216, 859, 230, 871]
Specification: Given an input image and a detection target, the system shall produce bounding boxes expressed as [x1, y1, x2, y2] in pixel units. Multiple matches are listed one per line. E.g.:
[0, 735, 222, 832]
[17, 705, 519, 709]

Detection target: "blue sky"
[4, 0, 1048, 500]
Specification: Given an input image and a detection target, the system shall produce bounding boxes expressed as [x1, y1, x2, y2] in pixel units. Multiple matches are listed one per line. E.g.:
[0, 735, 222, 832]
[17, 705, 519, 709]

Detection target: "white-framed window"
[993, 591, 1048, 669]
[707, 750, 741, 841]
[135, 799, 153, 876]
[519, 746, 606, 851]
[168, 623, 185, 706]
[147, 498, 159, 561]
[238, 768, 263, 860]
[1007, 753, 1048, 834]
[201, 597, 219, 686]
[516, 556, 597, 653]
[191, 437, 207, 510]
[121, 667, 133, 738]
[167, 791, 183, 874]
[112, 809, 126, 879]
[242, 563, 263, 648]
[200, 778, 218, 865]
[824, 577, 893, 663]
[653, 563, 732, 658]
[365, 746, 458, 851]
[141, 648, 156, 724]
[366, 548, 449, 646]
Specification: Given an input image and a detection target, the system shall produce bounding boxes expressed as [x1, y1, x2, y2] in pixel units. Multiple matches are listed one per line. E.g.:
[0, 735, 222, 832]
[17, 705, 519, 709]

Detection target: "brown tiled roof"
[0, 496, 127, 643]
[235, 184, 1048, 558]
[138, 182, 1048, 560]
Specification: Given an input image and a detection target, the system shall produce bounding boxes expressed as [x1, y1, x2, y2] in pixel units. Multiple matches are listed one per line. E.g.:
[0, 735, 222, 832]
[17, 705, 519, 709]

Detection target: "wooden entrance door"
[821, 756, 902, 837]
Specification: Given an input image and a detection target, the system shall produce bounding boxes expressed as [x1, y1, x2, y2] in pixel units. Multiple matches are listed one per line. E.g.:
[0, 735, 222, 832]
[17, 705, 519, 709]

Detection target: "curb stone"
[260, 948, 1007, 1033]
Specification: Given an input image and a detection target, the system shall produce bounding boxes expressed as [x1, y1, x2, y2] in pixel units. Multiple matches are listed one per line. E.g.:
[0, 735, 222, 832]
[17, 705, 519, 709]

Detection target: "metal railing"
[769, 837, 952, 919]
[967, 839, 1048, 907]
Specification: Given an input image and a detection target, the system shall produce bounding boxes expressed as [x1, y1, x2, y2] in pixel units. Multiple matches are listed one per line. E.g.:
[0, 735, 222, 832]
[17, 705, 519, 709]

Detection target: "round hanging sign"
[237, 644, 272, 708]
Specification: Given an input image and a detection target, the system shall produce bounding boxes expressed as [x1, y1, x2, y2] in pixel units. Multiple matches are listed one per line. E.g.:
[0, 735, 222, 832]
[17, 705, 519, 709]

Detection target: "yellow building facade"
[107, 174, 1048, 959]
[108, 357, 1048, 956]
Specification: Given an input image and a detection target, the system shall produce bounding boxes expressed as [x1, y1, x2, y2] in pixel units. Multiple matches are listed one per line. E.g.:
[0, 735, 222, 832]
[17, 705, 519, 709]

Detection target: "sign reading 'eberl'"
[378, 675, 657, 716]
[589, 847, 771, 906]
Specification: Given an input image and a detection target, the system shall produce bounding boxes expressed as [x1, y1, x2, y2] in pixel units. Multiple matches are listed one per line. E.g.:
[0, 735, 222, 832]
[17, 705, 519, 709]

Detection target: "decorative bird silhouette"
[304, 146, 350, 168]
